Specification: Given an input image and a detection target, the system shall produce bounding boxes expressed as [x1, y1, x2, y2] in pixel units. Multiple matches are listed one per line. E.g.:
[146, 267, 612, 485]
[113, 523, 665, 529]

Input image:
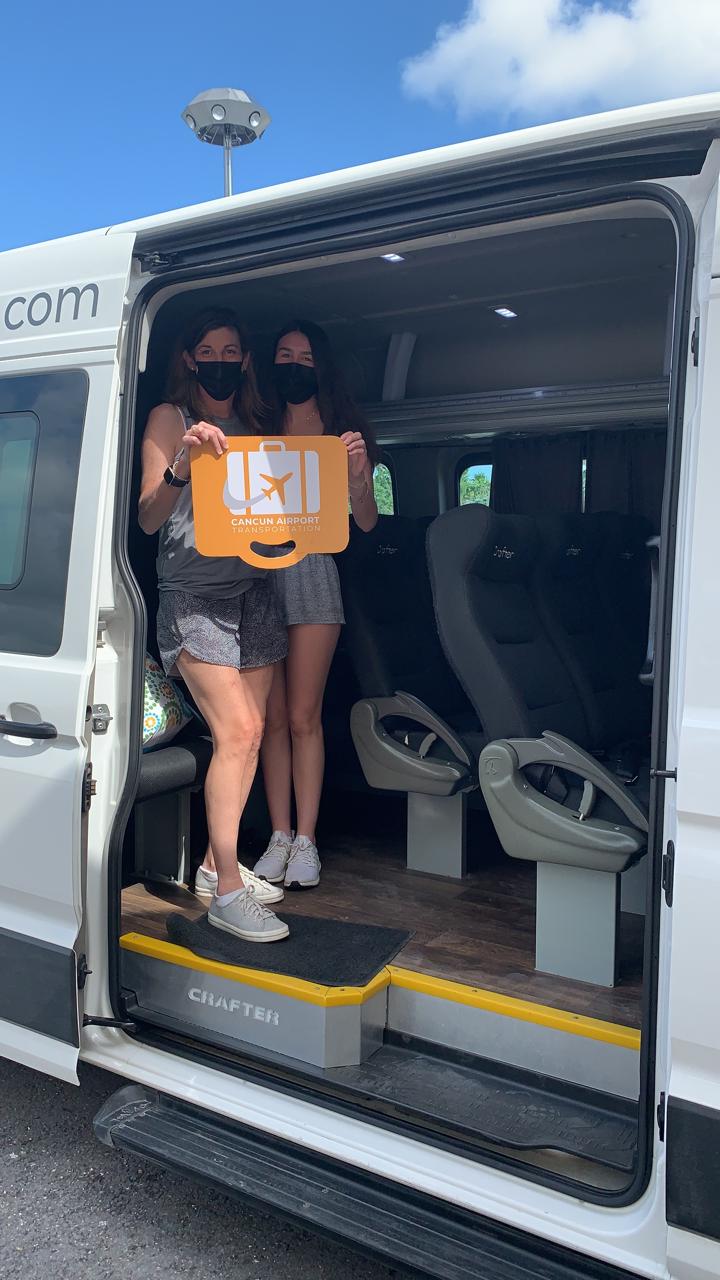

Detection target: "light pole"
[181, 88, 270, 197]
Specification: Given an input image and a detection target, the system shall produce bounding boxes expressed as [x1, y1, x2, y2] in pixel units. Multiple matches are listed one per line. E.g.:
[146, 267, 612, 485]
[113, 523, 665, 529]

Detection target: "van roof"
[110, 92, 720, 244]
[3, 92, 720, 261]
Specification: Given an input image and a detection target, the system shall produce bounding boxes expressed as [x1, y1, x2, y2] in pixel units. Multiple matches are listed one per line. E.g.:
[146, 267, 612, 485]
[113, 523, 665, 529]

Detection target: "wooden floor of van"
[121, 797, 644, 1030]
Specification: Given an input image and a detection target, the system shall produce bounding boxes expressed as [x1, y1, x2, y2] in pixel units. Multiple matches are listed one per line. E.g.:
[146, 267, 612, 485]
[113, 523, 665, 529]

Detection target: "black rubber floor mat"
[166, 912, 411, 987]
[327, 1043, 638, 1172]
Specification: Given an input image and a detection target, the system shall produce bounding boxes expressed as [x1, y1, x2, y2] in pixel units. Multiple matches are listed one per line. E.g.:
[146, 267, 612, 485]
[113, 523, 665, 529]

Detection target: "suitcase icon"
[224, 440, 320, 516]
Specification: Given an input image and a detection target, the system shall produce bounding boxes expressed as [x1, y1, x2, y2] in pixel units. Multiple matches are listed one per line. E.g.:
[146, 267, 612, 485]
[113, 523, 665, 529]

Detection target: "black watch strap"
[164, 466, 189, 488]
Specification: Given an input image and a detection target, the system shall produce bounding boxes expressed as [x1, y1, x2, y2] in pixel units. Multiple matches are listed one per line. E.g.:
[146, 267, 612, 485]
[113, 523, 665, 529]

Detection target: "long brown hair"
[267, 318, 378, 466]
[165, 308, 266, 425]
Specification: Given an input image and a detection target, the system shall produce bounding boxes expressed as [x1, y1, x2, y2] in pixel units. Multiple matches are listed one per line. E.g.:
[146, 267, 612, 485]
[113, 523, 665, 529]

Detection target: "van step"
[126, 998, 637, 1172]
[94, 1084, 634, 1280]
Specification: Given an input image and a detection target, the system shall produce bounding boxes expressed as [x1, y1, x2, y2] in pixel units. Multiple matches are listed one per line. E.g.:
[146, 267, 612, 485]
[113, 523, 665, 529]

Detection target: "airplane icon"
[245, 471, 294, 507]
[260, 471, 293, 503]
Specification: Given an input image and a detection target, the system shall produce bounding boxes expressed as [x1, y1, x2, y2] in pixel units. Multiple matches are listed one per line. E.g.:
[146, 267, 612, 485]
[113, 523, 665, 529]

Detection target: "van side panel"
[0, 232, 135, 1080]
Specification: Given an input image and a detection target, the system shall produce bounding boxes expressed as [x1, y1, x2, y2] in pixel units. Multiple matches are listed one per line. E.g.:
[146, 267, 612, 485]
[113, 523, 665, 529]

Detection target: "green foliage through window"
[373, 462, 394, 515]
[459, 463, 492, 507]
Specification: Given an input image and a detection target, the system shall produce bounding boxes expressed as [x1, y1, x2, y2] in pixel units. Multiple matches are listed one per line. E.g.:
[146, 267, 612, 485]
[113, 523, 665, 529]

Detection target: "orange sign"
[191, 435, 350, 569]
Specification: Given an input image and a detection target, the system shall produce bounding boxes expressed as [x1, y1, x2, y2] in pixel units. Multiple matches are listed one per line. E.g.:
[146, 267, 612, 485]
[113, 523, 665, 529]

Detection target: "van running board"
[123, 999, 637, 1173]
[94, 1084, 634, 1280]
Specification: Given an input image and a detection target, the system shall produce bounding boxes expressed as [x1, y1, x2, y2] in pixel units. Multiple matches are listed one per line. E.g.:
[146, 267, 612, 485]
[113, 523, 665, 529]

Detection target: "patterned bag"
[143, 654, 194, 750]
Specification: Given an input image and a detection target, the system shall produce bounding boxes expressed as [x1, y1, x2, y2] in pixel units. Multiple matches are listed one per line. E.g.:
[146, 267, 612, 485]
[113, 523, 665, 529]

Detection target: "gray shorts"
[157, 579, 288, 676]
[272, 554, 345, 626]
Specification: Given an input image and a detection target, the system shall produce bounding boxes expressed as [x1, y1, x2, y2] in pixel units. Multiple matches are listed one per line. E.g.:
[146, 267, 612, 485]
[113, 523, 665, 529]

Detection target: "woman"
[253, 320, 378, 890]
[138, 308, 289, 943]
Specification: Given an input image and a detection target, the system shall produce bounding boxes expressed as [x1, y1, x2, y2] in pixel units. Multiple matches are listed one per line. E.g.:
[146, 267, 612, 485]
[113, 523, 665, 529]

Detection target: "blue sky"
[2, 1, 473, 251]
[4, 1, 717, 253]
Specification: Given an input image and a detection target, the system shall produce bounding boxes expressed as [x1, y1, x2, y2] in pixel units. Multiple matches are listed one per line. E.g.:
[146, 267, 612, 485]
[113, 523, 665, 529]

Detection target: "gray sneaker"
[253, 830, 293, 884]
[195, 862, 284, 906]
[208, 888, 289, 943]
[284, 836, 321, 890]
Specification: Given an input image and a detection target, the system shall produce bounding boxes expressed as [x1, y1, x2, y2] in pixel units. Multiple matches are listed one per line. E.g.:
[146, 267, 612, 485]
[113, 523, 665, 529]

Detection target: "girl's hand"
[341, 430, 368, 482]
[182, 419, 229, 458]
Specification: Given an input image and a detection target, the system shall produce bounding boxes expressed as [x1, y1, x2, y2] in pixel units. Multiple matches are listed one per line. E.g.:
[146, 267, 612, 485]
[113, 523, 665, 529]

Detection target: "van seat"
[338, 516, 482, 878]
[137, 736, 213, 801]
[130, 734, 212, 887]
[427, 504, 651, 986]
[531, 513, 652, 756]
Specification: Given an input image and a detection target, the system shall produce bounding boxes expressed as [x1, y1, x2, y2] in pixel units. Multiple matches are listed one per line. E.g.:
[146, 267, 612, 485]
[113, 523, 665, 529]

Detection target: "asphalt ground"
[0, 1058, 416, 1280]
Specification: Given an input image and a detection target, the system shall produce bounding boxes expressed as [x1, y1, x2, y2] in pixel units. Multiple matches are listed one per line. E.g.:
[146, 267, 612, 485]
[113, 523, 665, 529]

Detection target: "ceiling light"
[494, 307, 517, 319]
[381, 253, 405, 263]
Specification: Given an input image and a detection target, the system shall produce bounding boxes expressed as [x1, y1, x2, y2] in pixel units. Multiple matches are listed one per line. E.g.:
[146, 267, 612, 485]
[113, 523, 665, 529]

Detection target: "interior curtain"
[585, 428, 666, 530]
[490, 434, 584, 515]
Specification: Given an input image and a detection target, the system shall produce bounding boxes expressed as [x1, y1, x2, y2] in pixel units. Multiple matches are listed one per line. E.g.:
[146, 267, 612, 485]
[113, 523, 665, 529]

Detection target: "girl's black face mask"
[193, 361, 245, 402]
[273, 361, 318, 405]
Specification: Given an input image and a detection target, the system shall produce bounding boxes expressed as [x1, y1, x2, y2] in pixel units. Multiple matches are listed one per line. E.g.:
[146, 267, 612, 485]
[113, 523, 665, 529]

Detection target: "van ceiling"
[146, 215, 676, 404]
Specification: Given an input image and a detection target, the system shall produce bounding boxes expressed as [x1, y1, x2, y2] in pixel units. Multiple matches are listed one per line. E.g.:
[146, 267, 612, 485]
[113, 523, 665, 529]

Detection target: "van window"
[0, 415, 38, 587]
[459, 462, 492, 506]
[0, 372, 88, 656]
[373, 461, 395, 515]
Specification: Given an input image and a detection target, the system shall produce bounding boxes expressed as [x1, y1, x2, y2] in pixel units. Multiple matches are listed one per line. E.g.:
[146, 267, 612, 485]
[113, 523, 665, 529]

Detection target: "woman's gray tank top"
[156, 406, 265, 599]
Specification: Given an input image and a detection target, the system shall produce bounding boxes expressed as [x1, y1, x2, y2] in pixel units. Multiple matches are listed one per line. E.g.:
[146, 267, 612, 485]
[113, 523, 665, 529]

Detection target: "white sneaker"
[194, 863, 284, 906]
[284, 835, 321, 890]
[253, 830, 293, 884]
[208, 888, 289, 943]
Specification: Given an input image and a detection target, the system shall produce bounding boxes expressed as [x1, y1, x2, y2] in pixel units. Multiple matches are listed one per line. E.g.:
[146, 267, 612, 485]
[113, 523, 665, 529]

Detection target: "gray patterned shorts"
[272, 553, 345, 626]
[157, 579, 288, 676]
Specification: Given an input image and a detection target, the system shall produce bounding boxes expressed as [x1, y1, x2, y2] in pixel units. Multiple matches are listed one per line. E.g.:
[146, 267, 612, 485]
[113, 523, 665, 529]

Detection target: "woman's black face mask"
[273, 361, 318, 405]
[193, 361, 245, 402]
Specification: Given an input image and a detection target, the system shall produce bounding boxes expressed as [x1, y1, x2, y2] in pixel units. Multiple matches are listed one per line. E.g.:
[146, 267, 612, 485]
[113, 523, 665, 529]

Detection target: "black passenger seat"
[427, 503, 652, 986]
[338, 516, 482, 877]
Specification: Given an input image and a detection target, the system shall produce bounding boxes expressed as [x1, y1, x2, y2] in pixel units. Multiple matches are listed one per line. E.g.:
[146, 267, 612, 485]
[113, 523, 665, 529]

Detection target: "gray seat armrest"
[350, 692, 474, 797]
[479, 732, 647, 873]
[508, 731, 648, 832]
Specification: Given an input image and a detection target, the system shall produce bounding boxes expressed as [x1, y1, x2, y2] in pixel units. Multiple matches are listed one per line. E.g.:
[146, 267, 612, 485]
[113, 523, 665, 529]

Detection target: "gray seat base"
[407, 791, 467, 879]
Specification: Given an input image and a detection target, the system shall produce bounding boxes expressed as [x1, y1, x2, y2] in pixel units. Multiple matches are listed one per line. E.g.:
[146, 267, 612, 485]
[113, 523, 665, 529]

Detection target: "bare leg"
[285, 624, 341, 843]
[176, 652, 275, 896]
[259, 661, 293, 836]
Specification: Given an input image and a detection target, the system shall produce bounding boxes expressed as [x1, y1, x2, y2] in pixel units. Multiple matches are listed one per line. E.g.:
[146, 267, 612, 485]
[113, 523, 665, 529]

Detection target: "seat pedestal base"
[406, 791, 467, 878]
[536, 862, 619, 987]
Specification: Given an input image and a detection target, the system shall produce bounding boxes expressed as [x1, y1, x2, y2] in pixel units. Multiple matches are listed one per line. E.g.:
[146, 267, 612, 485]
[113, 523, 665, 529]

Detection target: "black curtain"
[585, 429, 666, 530]
[491, 434, 584, 515]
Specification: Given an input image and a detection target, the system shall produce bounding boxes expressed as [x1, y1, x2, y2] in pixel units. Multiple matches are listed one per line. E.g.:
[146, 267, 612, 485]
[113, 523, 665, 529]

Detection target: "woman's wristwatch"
[164, 449, 189, 488]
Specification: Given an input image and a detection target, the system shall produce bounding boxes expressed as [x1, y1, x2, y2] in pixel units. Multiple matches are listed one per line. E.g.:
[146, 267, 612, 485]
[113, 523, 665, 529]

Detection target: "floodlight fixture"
[181, 88, 271, 197]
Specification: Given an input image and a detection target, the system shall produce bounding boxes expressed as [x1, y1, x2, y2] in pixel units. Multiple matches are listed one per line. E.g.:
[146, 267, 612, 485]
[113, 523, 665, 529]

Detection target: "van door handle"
[0, 717, 58, 740]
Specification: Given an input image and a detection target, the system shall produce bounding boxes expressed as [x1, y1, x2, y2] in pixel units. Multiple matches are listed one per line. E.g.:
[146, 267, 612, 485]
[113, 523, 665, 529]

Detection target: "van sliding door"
[0, 232, 135, 1082]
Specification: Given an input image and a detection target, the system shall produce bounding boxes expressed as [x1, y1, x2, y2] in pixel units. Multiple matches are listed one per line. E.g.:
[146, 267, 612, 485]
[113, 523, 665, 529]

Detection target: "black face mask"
[273, 362, 318, 405]
[193, 361, 245, 402]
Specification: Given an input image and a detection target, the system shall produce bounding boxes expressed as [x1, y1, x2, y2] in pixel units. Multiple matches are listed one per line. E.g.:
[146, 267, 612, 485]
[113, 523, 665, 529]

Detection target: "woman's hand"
[341, 431, 378, 532]
[341, 430, 368, 482]
[182, 419, 229, 459]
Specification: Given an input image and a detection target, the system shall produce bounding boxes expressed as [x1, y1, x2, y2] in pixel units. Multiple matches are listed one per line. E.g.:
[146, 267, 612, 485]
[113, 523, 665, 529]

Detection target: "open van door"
[0, 232, 135, 1083]
[662, 164, 720, 1278]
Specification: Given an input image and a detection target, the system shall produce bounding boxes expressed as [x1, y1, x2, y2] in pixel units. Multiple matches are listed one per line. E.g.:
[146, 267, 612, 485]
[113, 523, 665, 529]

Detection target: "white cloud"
[402, 0, 720, 124]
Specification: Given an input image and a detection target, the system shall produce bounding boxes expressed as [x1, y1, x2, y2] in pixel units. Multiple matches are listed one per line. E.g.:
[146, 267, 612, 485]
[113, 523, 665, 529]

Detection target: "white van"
[2, 91, 720, 1279]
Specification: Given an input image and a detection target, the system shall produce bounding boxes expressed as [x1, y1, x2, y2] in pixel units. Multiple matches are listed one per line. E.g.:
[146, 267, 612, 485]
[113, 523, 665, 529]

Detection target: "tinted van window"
[373, 462, 395, 515]
[0, 372, 88, 656]
[0, 415, 38, 587]
[459, 462, 492, 506]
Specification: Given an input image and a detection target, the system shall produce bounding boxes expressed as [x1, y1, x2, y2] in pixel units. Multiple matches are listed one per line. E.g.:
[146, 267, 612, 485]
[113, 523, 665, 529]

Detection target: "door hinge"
[650, 767, 677, 780]
[140, 251, 174, 271]
[90, 704, 113, 735]
[82, 763, 96, 812]
[662, 840, 675, 907]
[691, 316, 700, 366]
[83, 1014, 136, 1033]
[657, 1091, 666, 1141]
[77, 954, 92, 990]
